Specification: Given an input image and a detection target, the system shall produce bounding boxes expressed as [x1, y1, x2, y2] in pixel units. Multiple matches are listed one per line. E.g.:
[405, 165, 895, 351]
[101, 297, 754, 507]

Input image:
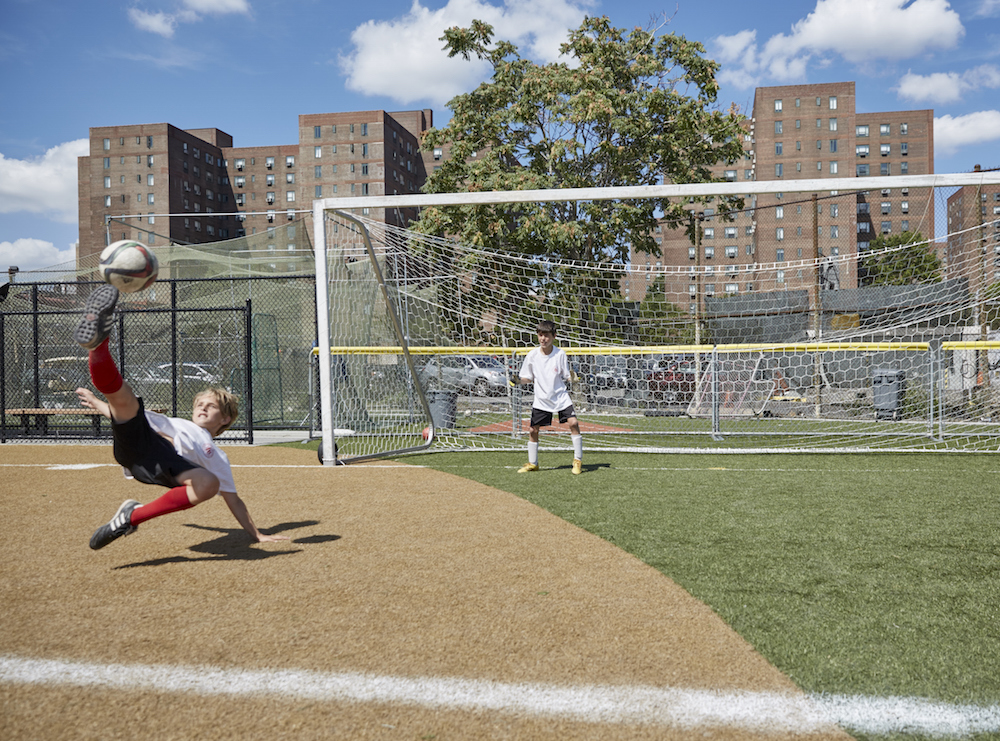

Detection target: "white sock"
[528, 441, 539, 465]
[572, 434, 583, 460]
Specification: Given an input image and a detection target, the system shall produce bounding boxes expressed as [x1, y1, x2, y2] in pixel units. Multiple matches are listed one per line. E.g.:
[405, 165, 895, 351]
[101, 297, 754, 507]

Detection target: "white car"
[420, 355, 509, 397]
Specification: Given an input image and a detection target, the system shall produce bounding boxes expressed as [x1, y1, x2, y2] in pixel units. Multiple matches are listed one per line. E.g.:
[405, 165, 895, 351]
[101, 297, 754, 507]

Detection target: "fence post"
[245, 298, 253, 445]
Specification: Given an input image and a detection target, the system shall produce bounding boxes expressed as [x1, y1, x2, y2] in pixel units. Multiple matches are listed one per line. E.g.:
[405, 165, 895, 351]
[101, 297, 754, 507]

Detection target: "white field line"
[2, 656, 999, 736]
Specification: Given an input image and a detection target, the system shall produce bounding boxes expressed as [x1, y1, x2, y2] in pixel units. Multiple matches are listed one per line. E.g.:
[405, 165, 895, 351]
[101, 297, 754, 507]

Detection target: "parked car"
[420, 354, 510, 397]
[133, 362, 224, 389]
[646, 356, 698, 403]
[20, 356, 88, 408]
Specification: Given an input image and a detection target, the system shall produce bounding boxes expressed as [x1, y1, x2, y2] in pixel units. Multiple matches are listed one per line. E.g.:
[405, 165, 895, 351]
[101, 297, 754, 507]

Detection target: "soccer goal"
[313, 172, 1000, 461]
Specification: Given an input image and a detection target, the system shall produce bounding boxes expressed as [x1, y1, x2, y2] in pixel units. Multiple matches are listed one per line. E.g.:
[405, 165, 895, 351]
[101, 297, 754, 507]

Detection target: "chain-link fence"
[1, 275, 317, 443]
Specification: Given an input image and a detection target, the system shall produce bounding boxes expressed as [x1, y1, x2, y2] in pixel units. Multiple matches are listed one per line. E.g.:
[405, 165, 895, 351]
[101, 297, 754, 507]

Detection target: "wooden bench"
[3, 408, 105, 437]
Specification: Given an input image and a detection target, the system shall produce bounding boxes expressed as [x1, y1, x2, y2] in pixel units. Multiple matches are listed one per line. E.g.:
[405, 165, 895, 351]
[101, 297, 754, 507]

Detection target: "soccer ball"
[99, 240, 158, 293]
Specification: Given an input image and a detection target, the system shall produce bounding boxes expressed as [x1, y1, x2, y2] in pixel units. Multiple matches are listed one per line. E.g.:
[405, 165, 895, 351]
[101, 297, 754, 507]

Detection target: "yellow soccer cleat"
[517, 462, 540, 473]
[571, 459, 582, 475]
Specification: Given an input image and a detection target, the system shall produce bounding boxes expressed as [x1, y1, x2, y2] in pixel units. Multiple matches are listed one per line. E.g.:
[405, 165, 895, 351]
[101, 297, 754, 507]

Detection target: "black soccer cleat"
[89, 499, 140, 550]
[73, 284, 120, 350]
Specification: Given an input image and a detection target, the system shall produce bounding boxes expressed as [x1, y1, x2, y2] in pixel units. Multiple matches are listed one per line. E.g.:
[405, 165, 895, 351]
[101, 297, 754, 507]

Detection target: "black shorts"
[529, 405, 576, 428]
[111, 398, 199, 488]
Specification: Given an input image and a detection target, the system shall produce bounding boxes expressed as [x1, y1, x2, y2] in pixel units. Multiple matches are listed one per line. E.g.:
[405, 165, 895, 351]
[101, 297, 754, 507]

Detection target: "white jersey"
[124, 410, 237, 493]
[519, 346, 572, 413]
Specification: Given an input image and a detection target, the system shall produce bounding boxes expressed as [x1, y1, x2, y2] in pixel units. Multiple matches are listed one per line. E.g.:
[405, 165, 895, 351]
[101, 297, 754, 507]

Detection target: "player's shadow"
[554, 461, 611, 473]
[114, 520, 339, 570]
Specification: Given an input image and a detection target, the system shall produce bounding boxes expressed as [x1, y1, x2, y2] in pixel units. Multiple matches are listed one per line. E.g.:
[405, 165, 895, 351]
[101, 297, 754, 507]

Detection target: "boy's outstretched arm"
[76, 387, 111, 419]
[219, 490, 289, 543]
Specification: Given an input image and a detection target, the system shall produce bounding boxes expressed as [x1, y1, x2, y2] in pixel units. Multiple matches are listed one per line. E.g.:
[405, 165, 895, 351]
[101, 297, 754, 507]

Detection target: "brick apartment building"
[625, 82, 935, 308]
[946, 169, 1000, 294]
[77, 109, 439, 265]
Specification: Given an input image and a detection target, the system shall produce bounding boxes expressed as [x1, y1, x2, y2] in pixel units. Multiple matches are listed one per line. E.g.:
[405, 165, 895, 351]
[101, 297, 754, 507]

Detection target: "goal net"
[313, 173, 1000, 461]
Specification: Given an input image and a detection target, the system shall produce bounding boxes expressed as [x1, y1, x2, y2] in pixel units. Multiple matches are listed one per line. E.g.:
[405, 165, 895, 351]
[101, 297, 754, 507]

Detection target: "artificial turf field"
[392, 449, 1000, 740]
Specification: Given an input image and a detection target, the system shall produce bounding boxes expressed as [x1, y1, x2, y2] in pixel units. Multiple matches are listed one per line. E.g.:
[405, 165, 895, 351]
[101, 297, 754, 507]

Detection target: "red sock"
[130, 486, 194, 526]
[88, 339, 123, 395]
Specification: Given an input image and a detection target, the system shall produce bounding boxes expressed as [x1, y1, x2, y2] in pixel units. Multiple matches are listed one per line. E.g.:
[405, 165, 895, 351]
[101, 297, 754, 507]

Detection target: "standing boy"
[72, 283, 288, 550]
[514, 320, 582, 474]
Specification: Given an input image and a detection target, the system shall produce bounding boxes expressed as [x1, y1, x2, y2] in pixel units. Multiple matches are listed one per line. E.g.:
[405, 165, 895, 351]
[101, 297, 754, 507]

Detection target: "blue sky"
[1, 0, 998, 274]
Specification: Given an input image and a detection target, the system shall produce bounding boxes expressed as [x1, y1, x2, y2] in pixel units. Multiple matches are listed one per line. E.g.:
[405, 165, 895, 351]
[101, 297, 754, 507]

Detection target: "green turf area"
[387, 449, 1000, 739]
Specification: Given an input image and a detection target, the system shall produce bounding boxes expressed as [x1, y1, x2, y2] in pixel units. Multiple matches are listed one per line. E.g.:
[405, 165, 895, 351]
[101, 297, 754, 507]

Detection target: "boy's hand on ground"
[257, 533, 290, 543]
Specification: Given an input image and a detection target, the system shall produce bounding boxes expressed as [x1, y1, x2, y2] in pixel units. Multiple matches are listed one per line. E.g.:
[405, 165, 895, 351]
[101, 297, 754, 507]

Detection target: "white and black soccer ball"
[99, 240, 159, 293]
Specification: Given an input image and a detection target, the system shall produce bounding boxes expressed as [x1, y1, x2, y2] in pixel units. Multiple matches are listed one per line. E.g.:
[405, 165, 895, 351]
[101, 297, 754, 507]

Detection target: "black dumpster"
[873, 367, 905, 420]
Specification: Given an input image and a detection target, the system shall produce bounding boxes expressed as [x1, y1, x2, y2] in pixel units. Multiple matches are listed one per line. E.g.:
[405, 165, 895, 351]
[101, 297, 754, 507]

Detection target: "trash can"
[426, 390, 457, 429]
[873, 367, 905, 420]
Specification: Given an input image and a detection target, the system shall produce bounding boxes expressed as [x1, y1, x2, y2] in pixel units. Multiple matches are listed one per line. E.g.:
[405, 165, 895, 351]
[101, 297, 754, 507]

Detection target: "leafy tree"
[635, 276, 696, 344]
[414, 15, 744, 343]
[416, 15, 744, 262]
[859, 231, 942, 286]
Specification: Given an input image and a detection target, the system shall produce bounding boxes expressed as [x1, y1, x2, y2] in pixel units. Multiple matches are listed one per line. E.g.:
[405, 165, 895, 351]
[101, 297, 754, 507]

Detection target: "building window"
[285, 155, 295, 168]
[266, 192, 275, 204]
[776, 206, 784, 219]
[774, 99, 783, 112]
[776, 228, 784, 241]
[703, 227, 714, 239]
[147, 193, 154, 204]
[726, 245, 738, 258]
[705, 246, 715, 259]
[725, 227, 737, 239]
[901, 220, 909, 231]
[881, 144, 891, 156]
[266, 157, 274, 169]
[856, 125, 869, 137]
[831, 225, 839, 238]
[286, 191, 295, 202]
[724, 169, 736, 181]
[829, 118, 838, 131]
[777, 270, 785, 284]
[900, 162, 909, 174]
[858, 202, 870, 214]
[776, 163, 783, 177]
[858, 222, 870, 233]
[314, 126, 322, 138]
[829, 139, 838, 152]
[857, 164, 870, 176]
[900, 142, 908, 155]
[831, 204, 839, 217]
[103, 176, 111, 188]
[881, 221, 891, 234]
[315, 185, 322, 197]
[881, 202, 891, 214]
[880, 162, 891, 176]
[857, 144, 869, 157]
[286, 173, 295, 184]
[688, 246, 696, 260]
[776, 248, 785, 261]
[830, 161, 839, 174]
[900, 123, 908, 135]
[880, 124, 891, 135]
[829, 96, 838, 110]
[775, 142, 783, 155]
[775, 121, 783, 134]
[901, 201, 909, 214]
[314, 166, 322, 178]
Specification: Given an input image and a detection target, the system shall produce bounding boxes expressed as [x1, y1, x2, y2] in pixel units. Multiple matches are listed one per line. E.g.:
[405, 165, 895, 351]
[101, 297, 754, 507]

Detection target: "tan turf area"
[0, 445, 851, 739]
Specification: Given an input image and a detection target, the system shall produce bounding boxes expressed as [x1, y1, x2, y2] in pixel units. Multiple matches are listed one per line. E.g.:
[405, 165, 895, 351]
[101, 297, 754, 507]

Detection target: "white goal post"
[313, 172, 1000, 464]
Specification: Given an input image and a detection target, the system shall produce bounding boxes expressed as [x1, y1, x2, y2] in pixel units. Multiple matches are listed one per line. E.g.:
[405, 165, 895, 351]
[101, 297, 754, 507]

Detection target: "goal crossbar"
[316, 172, 1000, 211]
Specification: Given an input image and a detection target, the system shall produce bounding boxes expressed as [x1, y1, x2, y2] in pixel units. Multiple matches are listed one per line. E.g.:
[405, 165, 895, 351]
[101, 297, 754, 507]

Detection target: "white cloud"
[713, 0, 964, 88]
[0, 139, 89, 224]
[128, 0, 250, 36]
[182, 0, 250, 13]
[0, 239, 76, 275]
[340, 0, 592, 106]
[934, 110, 1000, 155]
[897, 64, 1000, 104]
[974, 0, 1000, 16]
[128, 8, 176, 37]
